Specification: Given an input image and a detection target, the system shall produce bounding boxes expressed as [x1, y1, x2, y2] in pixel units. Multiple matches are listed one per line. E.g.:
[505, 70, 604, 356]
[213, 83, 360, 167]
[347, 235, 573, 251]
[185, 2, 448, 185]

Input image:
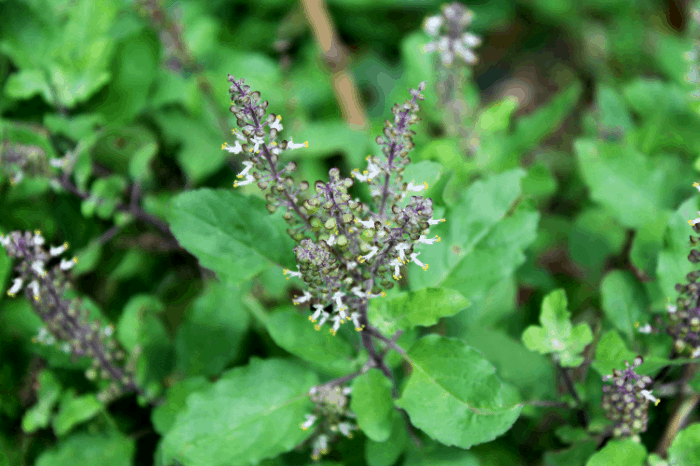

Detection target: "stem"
[358, 304, 394, 384]
[557, 364, 589, 428]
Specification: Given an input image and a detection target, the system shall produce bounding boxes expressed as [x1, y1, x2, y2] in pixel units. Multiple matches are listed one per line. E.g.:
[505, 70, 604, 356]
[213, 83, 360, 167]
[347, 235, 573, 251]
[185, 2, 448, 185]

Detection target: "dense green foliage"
[2, 0, 700, 465]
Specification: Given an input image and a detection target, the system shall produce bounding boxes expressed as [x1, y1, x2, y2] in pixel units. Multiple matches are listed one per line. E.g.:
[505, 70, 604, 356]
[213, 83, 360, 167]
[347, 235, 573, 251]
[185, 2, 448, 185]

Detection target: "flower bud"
[315, 181, 326, 193]
[324, 218, 337, 231]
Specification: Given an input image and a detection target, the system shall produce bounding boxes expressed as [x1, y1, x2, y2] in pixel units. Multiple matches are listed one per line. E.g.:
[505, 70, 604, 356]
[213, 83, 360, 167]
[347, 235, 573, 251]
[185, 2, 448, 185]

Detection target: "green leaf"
[601, 271, 648, 338]
[167, 189, 296, 286]
[657, 197, 699, 299]
[476, 96, 518, 134]
[574, 138, 693, 229]
[568, 208, 626, 278]
[522, 289, 593, 367]
[396, 335, 521, 449]
[21, 370, 61, 433]
[162, 358, 318, 466]
[585, 438, 646, 466]
[545, 441, 597, 466]
[35, 431, 135, 466]
[630, 214, 669, 277]
[364, 410, 408, 466]
[594, 85, 633, 135]
[176, 282, 250, 377]
[368, 288, 469, 335]
[52, 391, 101, 437]
[668, 423, 700, 466]
[266, 309, 356, 376]
[591, 330, 637, 376]
[152, 377, 210, 436]
[350, 369, 394, 442]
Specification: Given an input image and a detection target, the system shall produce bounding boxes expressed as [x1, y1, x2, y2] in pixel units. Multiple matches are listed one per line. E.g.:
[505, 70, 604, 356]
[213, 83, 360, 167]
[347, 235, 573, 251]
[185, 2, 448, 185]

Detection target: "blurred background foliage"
[2, 0, 700, 465]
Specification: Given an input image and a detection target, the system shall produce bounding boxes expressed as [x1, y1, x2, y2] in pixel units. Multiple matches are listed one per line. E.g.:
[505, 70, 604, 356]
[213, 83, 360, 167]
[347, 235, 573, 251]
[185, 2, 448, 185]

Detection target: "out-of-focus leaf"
[350, 369, 394, 442]
[35, 431, 134, 466]
[52, 391, 101, 437]
[584, 439, 646, 466]
[668, 423, 700, 466]
[21, 369, 61, 433]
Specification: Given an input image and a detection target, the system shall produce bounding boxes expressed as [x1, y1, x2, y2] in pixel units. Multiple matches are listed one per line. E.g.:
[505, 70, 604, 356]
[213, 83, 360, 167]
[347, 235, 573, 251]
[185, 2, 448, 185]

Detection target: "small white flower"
[354, 218, 375, 229]
[668, 303, 678, 314]
[358, 246, 379, 264]
[29, 280, 40, 300]
[269, 116, 283, 132]
[223, 141, 243, 154]
[11, 172, 24, 185]
[50, 157, 67, 168]
[342, 386, 352, 395]
[50, 242, 68, 257]
[454, 41, 478, 64]
[692, 347, 700, 359]
[351, 286, 366, 299]
[32, 231, 44, 246]
[104, 325, 114, 337]
[636, 323, 652, 334]
[31, 261, 46, 277]
[60, 258, 77, 271]
[410, 252, 429, 271]
[350, 312, 363, 331]
[338, 422, 354, 437]
[551, 338, 565, 350]
[326, 234, 337, 246]
[395, 242, 411, 263]
[310, 304, 325, 322]
[283, 266, 302, 280]
[315, 311, 330, 330]
[7, 278, 23, 297]
[287, 139, 309, 150]
[301, 414, 316, 430]
[236, 161, 254, 179]
[406, 180, 428, 192]
[250, 135, 265, 153]
[346, 261, 358, 271]
[428, 217, 446, 225]
[61, 342, 71, 353]
[688, 211, 700, 226]
[640, 389, 660, 406]
[233, 173, 255, 188]
[0, 235, 9, 248]
[389, 258, 402, 280]
[462, 32, 482, 47]
[416, 234, 441, 245]
[332, 291, 346, 311]
[330, 314, 342, 335]
[424, 15, 443, 36]
[293, 290, 312, 305]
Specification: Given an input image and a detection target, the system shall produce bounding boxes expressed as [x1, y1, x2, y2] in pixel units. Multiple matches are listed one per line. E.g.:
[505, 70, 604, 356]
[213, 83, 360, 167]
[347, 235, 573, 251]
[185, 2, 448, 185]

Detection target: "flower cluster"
[0, 141, 62, 186]
[226, 75, 444, 335]
[601, 356, 658, 439]
[423, 2, 482, 67]
[301, 384, 358, 461]
[1, 230, 145, 404]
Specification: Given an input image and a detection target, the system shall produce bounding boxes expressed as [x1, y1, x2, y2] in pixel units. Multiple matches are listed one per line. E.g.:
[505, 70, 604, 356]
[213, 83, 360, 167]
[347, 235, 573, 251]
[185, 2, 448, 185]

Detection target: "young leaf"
[350, 369, 394, 442]
[522, 289, 593, 367]
[162, 358, 318, 466]
[584, 438, 646, 466]
[600, 271, 648, 339]
[34, 431, 134, 466]
[52, 391, 101, 437]
[668, 423, 700, 466]
[396, 335, 522, 449]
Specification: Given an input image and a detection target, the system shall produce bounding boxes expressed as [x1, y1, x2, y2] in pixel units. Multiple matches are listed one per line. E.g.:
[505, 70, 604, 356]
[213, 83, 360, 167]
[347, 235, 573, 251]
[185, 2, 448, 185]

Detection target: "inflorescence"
[223, 75, 444, 337]
[301, 384, 358, 461]
[1, 230, 146, 404]
[601, 356, 658, 439]
[423, 2, 482, 67]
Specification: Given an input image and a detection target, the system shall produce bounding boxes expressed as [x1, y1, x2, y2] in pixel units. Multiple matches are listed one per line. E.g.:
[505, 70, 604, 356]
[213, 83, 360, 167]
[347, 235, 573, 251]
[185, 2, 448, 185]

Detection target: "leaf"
[350, 369, 394, 442]
[162, 358, 318, 466]
[591, 330, 637, 376]
[668, 423, 700, 466]
[657, 197, 699, 299]
[522, 289, 593, 367]
[630, 214, 669, 277]
[396, 335, 522, 449]
[266, 309, 357, 376]
[167, 189, 296, 285]
[585, 438, 646, 466]
[152, 377, 210, 436]
[21, 370, 61, 433]
[545, 441, 597, 466]
[35, 431, 135, 466]
[574, 138, 693, 229]
[368, 288, 469, 335]
[600, 271, 648, 338]
[52, 391, 101, 437]
[568, 208, 626, 278]
[364, 410, 408, 466]
[175, 282, 250, 377]
[595, 85, 634, 135]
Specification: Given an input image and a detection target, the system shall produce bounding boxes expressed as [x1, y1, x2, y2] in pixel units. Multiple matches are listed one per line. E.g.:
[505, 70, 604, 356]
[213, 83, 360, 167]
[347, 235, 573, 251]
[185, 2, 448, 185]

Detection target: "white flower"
[695, 182, 700, 193]
[354, 218, 375, 229]
[640, 389, 660, 406]
[332, 291, 346, 311]
[0, 235, 9, 248]
[223, 141, 243, 154]
[346, 261, 358, 271]
[358, 246, 379, 264]
[692, 347, 700, 359]
[7, 278, 23, 297]
[236, 161, 254, 179]
[342, 386, 352, 395]
[395, 242, 411, 263]
[338, 422, 355, 437]
[283, 266, 302, 280]
[50, 157, 67, 168]
[250, 135, 265, 153]
[104, 325, 114, 337]
[269, 115, 283, 132]
[352, 158, 381, 182]
[428, 217, 446, 225]
[688, 211, 700, 226]
[389, 258, 402, 280]
[10, 172, 24, 185]
[462, 32, 482, 47]
[50, 242, 68, 257]
[60, 258, 77, 271]
[410, 252, 429, 271]
[29, 280, 40, 300]
[416, 234, 441, 245]
[668, 303, 677, 314]
[636, 323, 652, 334]
[351, 287, 366, 299]
[310, 304, 325, 322]
[32, 231, 44, 246]
[293, 290, 312, 305]
[406, 180, 428, 192]
[350, 312, 363, 331]
[454, 41, 478, 64]
[315, 311, 330, 330]
[330, 314, 342, 335]
[287, 139, 309, 150]
[31, 261, 46, 277]
[326, 234, 337, 246]
[424, 15, 443, 36]
[301, 414, 316, 430]
[233, 173, 255, 188]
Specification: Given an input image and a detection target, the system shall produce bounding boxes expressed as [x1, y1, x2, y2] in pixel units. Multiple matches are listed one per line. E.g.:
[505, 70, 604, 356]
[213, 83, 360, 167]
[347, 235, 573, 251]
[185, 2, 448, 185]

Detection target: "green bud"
[361, 229, 375, 240]
[359, 241, 371, 253]
[266, 204, 278, 214]
[336, 235, 348, 248]
[342, 213, 354, 223]
[324, 217, 337, 230]
[310, 216, 322, 231]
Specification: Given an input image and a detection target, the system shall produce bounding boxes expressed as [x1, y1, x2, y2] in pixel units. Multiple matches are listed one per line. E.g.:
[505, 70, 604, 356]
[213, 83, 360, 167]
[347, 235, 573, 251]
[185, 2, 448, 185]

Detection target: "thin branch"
[557, 364, 589, 429]
[655, 364, 699, 456]
[300, 0, 368, 130]
[366, 326, 409, 359]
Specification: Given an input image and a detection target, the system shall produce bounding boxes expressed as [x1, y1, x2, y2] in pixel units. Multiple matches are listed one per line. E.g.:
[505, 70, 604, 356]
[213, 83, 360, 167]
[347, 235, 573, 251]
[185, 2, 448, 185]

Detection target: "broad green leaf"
[522, 289, 593, 367]
[595, 85, 633, 135]
[176, 282, 250, 377]
[21, 370, 61, 433]
[521, 161, 558, 205]
[364, 410, 407, 466]
[52, 391, 101, 437]
[545, 441, 597, 466]
[368, 288, 469, 335]
[476, 96, 518, 134]
[162, 358, 318, 466]
[350, 369, 394, 442]
[396, 335, 522, 449]
[152, 377, 210, 436]
[668, 423, 700, 466]
[35, 431, 134, 466]
[591, 330, 637, 376]
[600, 271, 648, 338]
[266, 309, 356, 376]
[657, 197, 699, 299]
[574, 138, 693, 229]
[462, 325, 556, 400]
[630, 214, 669, 277]
[167, 189, 296, 285]
[585, 439, 646, 466]
[568, 208, 626, 278]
